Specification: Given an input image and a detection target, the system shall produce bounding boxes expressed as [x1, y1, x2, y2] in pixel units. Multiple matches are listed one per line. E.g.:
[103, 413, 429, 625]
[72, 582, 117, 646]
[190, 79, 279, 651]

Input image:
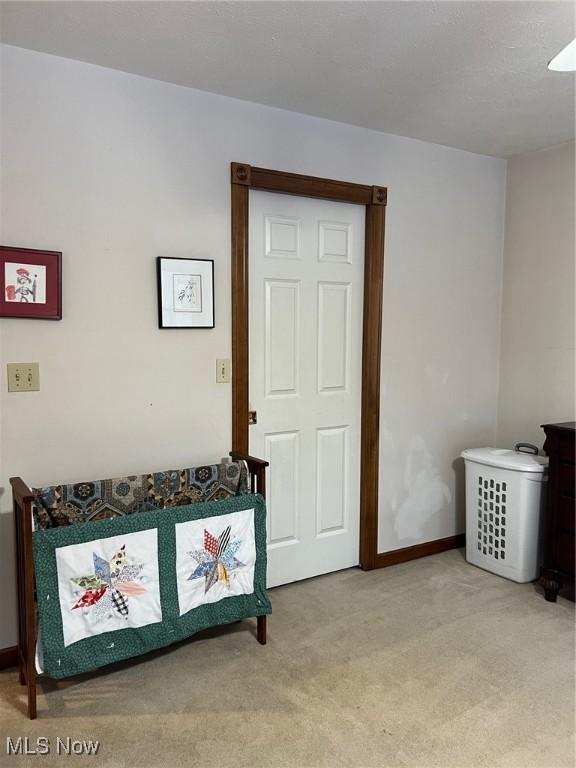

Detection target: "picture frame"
[156, 257, 215, 329]
[0, 245, 62, 320]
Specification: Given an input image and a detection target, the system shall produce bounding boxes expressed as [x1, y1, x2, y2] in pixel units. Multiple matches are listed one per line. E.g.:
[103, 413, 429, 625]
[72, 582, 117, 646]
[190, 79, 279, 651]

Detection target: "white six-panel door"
[249, 191, 365, 587]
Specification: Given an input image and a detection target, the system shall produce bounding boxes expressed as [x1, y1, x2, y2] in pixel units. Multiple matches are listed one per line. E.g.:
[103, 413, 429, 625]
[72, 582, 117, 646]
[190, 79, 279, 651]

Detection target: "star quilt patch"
[175, 508, 256, 616]
[187, 525, 245, 593]
[55, 529, 161, 647]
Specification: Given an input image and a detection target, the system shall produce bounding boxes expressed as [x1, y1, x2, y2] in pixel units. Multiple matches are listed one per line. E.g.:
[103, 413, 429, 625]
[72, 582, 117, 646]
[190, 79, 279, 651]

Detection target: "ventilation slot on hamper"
[477, 476, 507, 560]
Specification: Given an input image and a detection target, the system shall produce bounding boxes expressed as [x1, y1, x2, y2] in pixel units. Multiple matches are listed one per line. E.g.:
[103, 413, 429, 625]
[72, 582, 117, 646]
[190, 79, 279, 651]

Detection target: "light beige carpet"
[0, 549, 574, 768]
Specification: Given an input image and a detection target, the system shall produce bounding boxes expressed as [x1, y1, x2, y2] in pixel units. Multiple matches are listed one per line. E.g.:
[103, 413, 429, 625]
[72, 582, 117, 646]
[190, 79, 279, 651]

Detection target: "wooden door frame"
[231, 162, 387, 570]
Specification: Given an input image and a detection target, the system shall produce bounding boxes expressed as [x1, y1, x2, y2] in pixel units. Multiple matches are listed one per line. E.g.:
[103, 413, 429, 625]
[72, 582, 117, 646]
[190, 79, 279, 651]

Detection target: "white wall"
[0, 45, 506, 647]
[497, 141, 575, 449]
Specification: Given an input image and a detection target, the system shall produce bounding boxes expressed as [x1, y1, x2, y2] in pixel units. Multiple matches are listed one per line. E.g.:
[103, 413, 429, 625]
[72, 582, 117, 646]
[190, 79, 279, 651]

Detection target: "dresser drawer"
[556, 531, 575, 576]
[558, 495, 576, 533]
[558, 432, 575, 463]
[540, 423, 575, 597]
[559, 463, 575, 498]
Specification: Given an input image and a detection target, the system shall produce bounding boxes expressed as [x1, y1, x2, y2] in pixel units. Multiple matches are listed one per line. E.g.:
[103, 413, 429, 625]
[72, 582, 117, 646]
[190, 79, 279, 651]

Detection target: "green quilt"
[33, 494, 271, 679]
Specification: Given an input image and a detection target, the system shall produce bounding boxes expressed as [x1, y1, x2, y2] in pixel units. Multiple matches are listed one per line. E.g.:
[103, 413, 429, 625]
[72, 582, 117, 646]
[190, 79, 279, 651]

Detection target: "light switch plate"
[216, 358, 231, 383]
[7, 363, 40, 392]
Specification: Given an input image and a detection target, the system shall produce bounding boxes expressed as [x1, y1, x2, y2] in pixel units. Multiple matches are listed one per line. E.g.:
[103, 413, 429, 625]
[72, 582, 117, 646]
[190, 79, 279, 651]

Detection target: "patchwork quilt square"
[56, 529, 161, 647]
[175, 509, 256, 616]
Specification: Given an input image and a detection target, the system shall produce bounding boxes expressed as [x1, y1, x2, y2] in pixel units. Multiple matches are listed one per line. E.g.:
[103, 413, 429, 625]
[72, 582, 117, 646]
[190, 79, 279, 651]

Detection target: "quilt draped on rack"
[33, 493, 271, 679]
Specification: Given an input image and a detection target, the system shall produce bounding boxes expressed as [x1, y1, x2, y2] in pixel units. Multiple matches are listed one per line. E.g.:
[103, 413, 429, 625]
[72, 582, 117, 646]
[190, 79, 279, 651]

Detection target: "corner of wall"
[494, 157, 509, 448]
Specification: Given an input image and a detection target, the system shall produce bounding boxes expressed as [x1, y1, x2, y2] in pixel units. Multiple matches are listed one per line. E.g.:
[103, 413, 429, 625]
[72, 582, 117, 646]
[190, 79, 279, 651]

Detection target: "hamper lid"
[461, 447, 548, 473]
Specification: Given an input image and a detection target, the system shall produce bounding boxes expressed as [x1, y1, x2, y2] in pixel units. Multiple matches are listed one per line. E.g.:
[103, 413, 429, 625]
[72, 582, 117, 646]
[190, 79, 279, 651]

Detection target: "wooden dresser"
[540, 422, 575, 601]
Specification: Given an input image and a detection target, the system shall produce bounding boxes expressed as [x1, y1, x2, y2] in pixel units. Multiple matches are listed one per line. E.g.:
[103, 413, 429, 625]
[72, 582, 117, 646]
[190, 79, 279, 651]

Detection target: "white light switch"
[216, 359, 231, 383]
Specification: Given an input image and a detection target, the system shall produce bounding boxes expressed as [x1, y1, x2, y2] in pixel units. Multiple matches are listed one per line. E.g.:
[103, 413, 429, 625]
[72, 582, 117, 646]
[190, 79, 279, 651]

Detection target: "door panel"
[265, 280, 300, 396]
[316, 425, 349, 536]
[265, 430, 300, 547]
[249, 191, 364, 587]
[318, 281, 351, 392]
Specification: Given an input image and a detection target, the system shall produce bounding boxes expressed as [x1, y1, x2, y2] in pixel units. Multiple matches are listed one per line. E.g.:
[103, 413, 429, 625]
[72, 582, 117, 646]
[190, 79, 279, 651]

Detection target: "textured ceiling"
[1, 1, 574, 157]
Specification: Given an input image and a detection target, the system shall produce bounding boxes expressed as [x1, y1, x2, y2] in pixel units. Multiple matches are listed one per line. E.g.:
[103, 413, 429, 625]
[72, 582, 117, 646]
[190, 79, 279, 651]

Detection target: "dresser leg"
[540, 568, 561, 602]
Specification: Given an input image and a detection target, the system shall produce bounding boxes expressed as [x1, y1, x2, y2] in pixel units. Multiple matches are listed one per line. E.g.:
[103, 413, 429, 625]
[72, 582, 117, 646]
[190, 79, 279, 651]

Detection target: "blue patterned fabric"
[33, 461, 249, 529]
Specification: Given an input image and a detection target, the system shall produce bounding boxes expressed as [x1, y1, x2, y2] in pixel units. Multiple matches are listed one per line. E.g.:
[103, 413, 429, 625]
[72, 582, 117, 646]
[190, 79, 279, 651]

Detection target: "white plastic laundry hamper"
[461, 445, 548, 583]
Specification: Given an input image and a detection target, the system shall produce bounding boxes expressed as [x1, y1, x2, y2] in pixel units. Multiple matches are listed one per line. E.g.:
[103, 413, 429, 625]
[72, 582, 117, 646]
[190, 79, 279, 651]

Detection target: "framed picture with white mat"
[156, 257, 214, 329]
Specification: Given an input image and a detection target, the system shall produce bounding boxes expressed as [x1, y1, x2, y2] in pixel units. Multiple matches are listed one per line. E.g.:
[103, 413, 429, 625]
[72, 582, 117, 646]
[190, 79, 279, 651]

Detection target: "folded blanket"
[33, 461, 248, 528]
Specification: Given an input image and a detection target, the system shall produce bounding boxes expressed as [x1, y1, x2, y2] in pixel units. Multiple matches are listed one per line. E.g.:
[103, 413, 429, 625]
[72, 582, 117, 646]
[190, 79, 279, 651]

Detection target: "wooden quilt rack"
[11, 451, 268, 720]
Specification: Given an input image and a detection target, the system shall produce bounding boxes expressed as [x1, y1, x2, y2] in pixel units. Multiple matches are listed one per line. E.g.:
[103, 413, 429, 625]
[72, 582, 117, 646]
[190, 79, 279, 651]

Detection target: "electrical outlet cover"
[7, 362, 40, 392]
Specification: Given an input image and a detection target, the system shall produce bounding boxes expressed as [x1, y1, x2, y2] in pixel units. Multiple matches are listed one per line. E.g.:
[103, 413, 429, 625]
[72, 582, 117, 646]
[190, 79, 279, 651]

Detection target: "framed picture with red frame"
[0, 246, 62, 320]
